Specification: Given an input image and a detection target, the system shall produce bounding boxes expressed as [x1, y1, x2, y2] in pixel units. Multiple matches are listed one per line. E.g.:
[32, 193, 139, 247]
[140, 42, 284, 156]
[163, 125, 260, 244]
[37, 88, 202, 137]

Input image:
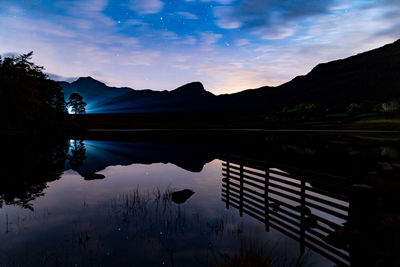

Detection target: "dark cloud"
[361, 0, 400, 40]
[223, 0, 338, 28]
[374, 22, 400, 39]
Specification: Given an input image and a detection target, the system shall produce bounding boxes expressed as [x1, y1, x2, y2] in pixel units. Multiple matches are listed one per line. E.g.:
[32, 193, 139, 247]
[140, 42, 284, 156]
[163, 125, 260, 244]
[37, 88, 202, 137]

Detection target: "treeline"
[265, 100, 400, 122]
[0, 52, 83, 132]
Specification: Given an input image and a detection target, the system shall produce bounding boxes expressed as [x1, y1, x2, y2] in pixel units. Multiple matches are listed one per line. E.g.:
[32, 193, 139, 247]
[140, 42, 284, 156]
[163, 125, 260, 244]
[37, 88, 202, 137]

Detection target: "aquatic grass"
[1, 188, 315, 267]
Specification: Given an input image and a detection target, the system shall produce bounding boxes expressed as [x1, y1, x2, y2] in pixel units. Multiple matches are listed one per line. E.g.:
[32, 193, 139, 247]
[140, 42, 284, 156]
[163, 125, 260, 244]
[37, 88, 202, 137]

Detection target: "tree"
[0, 52, 67, 130]
[346, 103, 362, 113]
[381, 99, 400, 113]
[282, 103, 318, 113]
[68, 140, 86, 170]
[68, 93, 87, 114]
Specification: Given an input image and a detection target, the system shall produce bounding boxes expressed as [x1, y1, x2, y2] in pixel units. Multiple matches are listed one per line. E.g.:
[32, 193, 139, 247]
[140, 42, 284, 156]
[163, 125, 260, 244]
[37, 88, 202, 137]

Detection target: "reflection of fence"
[221, 155, 351, 266]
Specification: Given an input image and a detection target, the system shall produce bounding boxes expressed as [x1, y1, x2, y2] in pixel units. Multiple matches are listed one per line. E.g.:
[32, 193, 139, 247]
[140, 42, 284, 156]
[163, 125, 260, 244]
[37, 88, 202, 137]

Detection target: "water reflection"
[68, 140, 86, 170]
[221, 155, 350, 266]
[1, 139, 216, 211]
[0, 134, 399, 266]
[221, 154, 400, 267]
[0, 138, 69, 210]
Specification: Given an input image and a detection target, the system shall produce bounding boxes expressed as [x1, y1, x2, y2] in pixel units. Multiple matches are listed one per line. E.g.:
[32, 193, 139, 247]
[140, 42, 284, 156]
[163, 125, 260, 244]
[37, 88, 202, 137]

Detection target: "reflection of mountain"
[0, 138, 215, 210]
[2, 133, 400, 213]
[61, 39, 400, 113]
[69, 140, 217, 174]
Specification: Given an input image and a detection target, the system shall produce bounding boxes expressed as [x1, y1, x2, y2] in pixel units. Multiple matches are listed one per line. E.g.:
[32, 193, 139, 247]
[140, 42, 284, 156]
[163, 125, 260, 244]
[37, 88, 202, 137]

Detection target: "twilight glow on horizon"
[1, 0, 399, 94]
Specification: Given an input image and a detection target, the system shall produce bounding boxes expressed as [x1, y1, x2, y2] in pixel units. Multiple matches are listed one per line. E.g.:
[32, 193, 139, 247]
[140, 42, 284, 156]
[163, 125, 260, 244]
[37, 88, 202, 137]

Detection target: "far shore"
[87, 128, 400, 133]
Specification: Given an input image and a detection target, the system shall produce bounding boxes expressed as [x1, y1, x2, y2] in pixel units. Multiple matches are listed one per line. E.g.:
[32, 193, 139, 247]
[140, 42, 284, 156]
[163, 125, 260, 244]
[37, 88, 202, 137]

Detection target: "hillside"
[60, 77, 132, 112]
[100, 82, 215, 112]
[229, 39, 400, 112]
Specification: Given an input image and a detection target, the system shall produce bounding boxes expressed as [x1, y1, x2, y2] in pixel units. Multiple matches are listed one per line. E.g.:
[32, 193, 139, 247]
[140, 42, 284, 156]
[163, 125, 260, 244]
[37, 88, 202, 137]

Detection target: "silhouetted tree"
[68, 140, 86, 169]
[381, 98, 400, 113]
[0, 52, 67, 130]
[1, 137, 69, 210]
[68, 93, 87, 114]
[346, 103, 362, 113]
[282, 103, 318, 113]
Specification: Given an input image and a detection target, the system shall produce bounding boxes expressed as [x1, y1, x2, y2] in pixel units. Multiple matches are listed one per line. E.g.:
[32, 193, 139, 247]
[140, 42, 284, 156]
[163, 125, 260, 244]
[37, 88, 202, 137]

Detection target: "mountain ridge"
[60, 38, 400, 113]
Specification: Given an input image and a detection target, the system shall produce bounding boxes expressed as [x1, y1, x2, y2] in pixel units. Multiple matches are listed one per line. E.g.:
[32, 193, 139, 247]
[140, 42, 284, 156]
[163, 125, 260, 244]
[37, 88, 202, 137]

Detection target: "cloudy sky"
[1, 0, 399, 94]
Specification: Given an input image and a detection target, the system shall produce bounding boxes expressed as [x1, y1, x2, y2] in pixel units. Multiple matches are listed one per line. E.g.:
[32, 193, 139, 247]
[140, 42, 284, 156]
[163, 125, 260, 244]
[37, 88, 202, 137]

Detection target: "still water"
[1, 133, 399, 266]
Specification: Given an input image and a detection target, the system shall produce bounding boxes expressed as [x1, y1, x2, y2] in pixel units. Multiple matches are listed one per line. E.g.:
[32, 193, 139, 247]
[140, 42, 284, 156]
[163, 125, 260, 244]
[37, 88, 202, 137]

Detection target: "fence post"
[226, 161, 230, 209]
[239, 159, 244, 217]
[300, 175, 306, 254]
[264, 164, 270, 231]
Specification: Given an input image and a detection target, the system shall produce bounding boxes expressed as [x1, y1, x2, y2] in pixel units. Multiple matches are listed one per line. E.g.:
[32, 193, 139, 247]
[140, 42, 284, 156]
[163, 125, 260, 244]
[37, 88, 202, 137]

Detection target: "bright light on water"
[67, 107, 72, 114]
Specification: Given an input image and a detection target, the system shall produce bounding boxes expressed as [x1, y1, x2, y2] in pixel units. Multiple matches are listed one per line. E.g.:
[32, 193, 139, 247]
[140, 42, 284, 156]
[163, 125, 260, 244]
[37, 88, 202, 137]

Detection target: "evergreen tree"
[0, 52, 67, 130]
[68, 93, 87, 114]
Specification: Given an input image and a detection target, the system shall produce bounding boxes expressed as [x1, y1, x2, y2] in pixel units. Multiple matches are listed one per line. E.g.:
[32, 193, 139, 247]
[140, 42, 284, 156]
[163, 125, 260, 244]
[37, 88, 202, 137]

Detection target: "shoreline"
[87, 128, 400, 133]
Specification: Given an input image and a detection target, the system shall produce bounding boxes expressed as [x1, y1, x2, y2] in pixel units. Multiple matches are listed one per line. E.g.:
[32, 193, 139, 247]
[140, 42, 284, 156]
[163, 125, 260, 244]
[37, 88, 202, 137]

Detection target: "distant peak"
[173, 82, 205, 92]
[76, 76, 96, 82]
[74, 76, 105, 85]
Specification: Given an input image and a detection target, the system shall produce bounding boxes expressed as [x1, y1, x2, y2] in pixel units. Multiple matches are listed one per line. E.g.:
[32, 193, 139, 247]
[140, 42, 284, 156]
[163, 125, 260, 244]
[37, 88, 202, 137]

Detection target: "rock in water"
[82, 173, 106, 181]
[171, 189, 195, 204]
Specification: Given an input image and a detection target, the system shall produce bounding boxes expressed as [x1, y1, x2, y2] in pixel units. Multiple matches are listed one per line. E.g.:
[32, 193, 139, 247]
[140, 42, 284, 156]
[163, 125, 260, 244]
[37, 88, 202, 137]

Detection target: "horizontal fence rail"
[220, 155, 351, 267]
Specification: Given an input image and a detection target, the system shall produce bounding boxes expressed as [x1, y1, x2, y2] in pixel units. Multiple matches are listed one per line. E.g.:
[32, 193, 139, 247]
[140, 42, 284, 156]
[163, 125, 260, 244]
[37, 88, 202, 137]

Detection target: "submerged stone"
[171, 189, 195, 204]
[82, 173, 106, 180]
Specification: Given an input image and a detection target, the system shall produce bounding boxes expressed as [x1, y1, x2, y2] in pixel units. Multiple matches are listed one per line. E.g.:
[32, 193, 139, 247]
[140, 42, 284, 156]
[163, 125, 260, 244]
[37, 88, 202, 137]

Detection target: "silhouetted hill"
[226, 38, 400, 112]
[60, 39, 400, 113]
[283, 39, 400, 108]
[92, 81, 215, 113]
[60, 77, 132, 112]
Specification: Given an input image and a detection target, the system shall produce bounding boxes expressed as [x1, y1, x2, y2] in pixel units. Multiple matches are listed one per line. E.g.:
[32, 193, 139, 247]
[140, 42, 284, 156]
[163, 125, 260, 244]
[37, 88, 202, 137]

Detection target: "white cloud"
[198, 32, 222, 52]
[258, 26, 297, 40]
[125, 19, 146, 26]
[160, 31, 180, 40]
[129, 0, 164, 15]
[235, 39, 249, 47]
[216, 0, 234, 4]
[58, 0, 114, 27]
[176, 11, 198, 20]
[254, 45, 276, 53]
[214, 6, 242, 29]
[175, 36, 197, 45]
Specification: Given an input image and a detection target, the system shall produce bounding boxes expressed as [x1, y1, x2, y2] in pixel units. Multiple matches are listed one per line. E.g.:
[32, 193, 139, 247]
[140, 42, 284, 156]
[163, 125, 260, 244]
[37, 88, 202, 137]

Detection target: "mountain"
[224, 38, 400, 112]
[100, 81, 216, 112]
[60, 39, 400, 113]
[60, 77, 132, 112]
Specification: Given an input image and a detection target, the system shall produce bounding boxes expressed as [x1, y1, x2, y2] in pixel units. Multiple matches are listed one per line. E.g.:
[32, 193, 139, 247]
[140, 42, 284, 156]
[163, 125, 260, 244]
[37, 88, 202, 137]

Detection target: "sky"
[0, 0, 399, 94]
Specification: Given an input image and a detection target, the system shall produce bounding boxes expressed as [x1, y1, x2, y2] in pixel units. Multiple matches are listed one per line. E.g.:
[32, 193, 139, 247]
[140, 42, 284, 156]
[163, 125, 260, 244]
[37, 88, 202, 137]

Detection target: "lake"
[1, 132, 399, 266]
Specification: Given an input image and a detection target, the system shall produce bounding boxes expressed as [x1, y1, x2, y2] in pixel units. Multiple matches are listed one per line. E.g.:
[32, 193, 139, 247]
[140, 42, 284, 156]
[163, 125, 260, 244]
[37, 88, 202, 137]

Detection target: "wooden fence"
[221, 155, 351, 266]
